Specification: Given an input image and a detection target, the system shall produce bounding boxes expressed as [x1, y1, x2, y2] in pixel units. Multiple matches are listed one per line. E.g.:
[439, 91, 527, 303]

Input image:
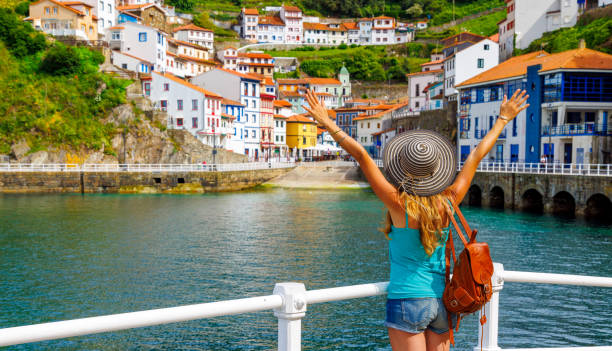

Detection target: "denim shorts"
[384, 298, 456, 334]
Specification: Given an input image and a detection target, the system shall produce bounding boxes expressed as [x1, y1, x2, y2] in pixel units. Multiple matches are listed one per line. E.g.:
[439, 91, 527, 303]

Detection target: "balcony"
[45, 28, 88, 40]
[541, 123, 611, 137]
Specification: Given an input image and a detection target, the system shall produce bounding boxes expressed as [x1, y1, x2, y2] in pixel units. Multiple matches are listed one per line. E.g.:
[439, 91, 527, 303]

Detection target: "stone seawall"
[0, 168, 293, 194]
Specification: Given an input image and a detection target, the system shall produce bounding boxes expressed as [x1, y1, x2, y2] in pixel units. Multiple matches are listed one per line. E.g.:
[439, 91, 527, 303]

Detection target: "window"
[177, 99, 183, 110]
[192, 117, 198, 128]
[163, 83, 169, 91]
[415, 84, 420, 97]
[302, 137, 306, 144]
[111, 31, 121, 40]
[192, 99, 198, 110]
[53, 7, 57, 14]
[585, 112, 596, 123]
[139, 32, 147, 42]
[45, 7, 49, 14]
[477, 58, 484, 68]
[107, 3, 111, 13]
[484, 44, 490, 50]
[176, 118, 183, 126]
[160, 100, 167, 111]
[512, 118, 517, 137]
[252, 130, 256, 138]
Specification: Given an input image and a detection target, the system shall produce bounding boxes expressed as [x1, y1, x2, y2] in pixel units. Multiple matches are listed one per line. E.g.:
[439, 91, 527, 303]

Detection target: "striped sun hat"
[382, 130, 457, 196]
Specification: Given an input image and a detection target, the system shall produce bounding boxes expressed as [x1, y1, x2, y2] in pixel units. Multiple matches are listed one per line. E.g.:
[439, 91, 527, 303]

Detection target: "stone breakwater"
[0, 168, 293, 194]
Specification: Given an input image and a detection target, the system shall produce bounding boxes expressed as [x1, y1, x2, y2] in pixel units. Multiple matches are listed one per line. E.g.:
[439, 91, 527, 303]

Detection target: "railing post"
[475, 262, 504, 351]
[273, 282, 307, 351]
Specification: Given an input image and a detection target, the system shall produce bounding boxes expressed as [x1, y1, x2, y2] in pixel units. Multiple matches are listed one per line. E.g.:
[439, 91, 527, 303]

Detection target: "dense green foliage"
[0, 10, 130, 156]
[0, 8, 46, 57]
[192, 11, 238, 41]
[519, 14, 612, 55]
[296, 45, 428, 82]
[265, 42, 437, 82]
[166, 0, 195, 11]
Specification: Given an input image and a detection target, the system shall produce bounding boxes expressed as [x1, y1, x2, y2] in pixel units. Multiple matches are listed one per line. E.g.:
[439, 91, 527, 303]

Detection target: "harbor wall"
[0, 168, 293, 194]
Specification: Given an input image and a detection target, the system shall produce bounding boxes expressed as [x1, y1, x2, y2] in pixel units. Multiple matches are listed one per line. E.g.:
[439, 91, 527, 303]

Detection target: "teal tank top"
[387, 210, 451, 299]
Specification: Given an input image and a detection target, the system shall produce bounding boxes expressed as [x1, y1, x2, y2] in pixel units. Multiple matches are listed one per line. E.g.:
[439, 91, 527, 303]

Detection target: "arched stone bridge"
[464, 172, 612, 220]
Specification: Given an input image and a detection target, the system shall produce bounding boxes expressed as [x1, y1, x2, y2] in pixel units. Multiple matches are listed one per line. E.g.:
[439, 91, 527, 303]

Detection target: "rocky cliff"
[8, 83, 247, 165]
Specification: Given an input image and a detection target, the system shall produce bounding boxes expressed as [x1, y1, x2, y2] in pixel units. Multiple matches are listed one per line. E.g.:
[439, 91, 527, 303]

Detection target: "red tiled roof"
[215, 67, 262, 81]
[113, 50, 152, 64]
[343, 22, 358, 30]
[31, 0, 84, 15]
[61, 1, 92, 7]
[287, 114, 315, 123]
[274, 114, 289, 119]
[221, 113, 236, 119]
[283, 5, 301, 12]
[243, 8, 258, 15]
[489, 33, 499, 43]
[258, 16, 284, 26]
[154, 71, 221, 98]
[222, 98, 244, 106]
[458, 48, 612, 87]
[173, 23, 212, 32]
[178, 54, 217, 65]
[277, 78, 306, 84]
[420, 59, 443, 66]
[353, 102, 407, 121]
[280, 91, 305, 97]
[303, 22, 329, 31]
[371, 128, 394, 136]
[304, 77, 341, 85]
[240, 52, 273, 59]
[108, 26, 125, 30]
[274, 100, 292, 107]
[406, 69, 443, 77]
[170, 38, 209, 51]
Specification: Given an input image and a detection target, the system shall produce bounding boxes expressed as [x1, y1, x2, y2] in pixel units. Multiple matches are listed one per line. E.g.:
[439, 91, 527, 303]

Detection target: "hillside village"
[10, 0, 612, 165]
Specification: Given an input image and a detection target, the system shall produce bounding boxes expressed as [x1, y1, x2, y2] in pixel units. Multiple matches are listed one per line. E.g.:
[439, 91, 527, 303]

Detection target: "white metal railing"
[0, 162, 296, 173]
[463, 162, 612, 176]
[0, 264, 610, 350]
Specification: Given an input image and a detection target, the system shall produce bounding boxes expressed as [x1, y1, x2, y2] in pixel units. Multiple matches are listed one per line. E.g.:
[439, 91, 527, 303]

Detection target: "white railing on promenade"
[0, 162, 296, 173]
[0, 263, 611, 350]
[463, 162, 612, 176]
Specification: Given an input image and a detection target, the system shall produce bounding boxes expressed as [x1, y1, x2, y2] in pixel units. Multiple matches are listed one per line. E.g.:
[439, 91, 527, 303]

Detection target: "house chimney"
[579, 38, 586, 49]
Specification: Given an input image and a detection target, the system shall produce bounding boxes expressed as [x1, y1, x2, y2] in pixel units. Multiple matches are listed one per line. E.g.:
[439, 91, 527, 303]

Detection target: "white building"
[357, 18, 372, 44]
[444, 38, 499, 99]
[107, 21, 167, 72]
[280, 5, 303, 44]
[218, 46, 238, 71]
[192, 68, 263, 159]
[257, 15, 285, 43]
[354, 103, 404, 158]
[326, 23, 348, 45]
[344, 22, 359, 44]
[303, 22, 329, 44]
[371, 16, 395, 45]
[406, 70, 443, 112]
[144, 71, 223, 148]
[173, 23, 214, 52]
[456, 47, 612, 165]
[222, 98, 245, 154]
[498, 0, 580, 62]
[83, 0, 115, 34]
[240, 7, 258, 41]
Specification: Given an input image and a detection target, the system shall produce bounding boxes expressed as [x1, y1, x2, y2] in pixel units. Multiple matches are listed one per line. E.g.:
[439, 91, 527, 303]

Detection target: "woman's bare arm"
[303, 90, 402, 214]
[450, 89, 530, 203]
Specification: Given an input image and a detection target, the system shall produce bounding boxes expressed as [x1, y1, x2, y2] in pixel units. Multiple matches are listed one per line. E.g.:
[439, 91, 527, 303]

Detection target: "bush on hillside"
[520, 17, 612, 54]
[338, 43, 348, 50]
[14, 1, 29, 16]
[166, 0, 194, 11]
[40, 44, 82, 75]
[0, 8, 46, 57]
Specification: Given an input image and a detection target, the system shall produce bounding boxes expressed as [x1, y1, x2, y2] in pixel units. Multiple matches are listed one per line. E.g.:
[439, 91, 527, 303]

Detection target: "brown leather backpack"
[443, 201, 494, 345]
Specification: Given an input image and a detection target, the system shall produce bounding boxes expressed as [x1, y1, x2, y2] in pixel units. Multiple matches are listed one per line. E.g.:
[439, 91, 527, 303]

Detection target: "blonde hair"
[380, 189, 455, 256]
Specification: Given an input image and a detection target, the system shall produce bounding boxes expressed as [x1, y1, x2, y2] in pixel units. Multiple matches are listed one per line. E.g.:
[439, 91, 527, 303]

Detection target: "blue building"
[456, 47, 612, 165]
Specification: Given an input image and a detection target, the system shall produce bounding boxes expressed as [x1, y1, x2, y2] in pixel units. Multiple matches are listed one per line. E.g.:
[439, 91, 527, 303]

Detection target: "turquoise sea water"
[0, 189, 611, 350]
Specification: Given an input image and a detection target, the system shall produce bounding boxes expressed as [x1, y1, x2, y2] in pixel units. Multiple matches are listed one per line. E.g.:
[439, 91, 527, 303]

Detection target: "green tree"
[40, 44, 82, 75]
[14, 1, 29, 16]
[0, 8, 46, 57]
[166, 0, 194, 12]
[405, 3, 422, 18]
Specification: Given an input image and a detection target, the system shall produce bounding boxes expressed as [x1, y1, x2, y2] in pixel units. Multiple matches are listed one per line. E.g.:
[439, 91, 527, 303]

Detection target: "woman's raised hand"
[499, 89, 530, 122]
[303, 89, 334, 129]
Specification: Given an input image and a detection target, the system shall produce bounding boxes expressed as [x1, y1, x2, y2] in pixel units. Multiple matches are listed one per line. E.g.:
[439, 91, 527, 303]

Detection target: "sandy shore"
[264, 164, 370, 189]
